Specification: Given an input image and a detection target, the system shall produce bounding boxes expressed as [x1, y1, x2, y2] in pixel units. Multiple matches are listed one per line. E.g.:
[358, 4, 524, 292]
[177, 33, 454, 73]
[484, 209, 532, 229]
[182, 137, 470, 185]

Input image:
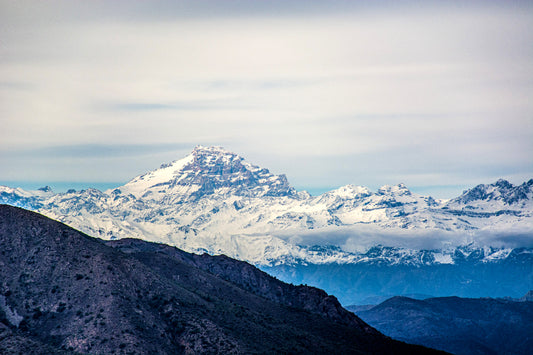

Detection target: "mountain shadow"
[350, 295, 533, 355]
[0, 205, 443, 354]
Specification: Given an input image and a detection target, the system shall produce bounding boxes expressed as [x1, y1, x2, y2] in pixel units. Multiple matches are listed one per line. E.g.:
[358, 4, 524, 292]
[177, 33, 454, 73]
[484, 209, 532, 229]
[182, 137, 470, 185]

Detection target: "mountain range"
[347, 294, 533, 355]
[0, 204, 440, 354]
[1, 146, 532, 303]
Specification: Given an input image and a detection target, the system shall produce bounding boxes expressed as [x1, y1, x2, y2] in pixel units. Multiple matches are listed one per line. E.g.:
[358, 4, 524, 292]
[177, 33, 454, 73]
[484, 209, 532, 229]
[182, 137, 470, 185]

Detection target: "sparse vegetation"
[0, 205, 440, 354]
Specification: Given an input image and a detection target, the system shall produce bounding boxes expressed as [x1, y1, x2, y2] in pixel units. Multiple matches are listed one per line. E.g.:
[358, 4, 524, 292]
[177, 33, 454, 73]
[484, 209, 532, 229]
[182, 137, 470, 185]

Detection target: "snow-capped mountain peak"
[117, 151, 195, 198]
[114, 146, 297, 201]
[377, 183, 411, 196]
[448, 179, 533, 209]
[326, 184, 372, 199]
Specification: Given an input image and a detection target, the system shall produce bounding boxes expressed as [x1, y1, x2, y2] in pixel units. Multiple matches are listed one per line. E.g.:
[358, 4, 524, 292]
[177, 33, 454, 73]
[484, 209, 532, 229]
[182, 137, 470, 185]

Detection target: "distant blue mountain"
[348, 293, 533, 355]
[263, 245, 533, 305]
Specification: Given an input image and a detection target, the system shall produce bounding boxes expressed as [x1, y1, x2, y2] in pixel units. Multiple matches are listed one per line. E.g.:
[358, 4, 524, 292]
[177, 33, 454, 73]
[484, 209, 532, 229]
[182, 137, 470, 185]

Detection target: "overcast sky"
[1, 0, 532, 197]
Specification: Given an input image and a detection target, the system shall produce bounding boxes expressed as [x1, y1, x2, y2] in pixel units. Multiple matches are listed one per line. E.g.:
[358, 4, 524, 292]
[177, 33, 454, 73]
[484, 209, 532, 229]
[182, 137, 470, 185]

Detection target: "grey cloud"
[95, 99, 258, 112]
[0, 81, 35, 91]
[204, 78, 324, 91]
[105, 103, 177, 111]
[4, 143, 194, 159]
[0, 1, 427, 25]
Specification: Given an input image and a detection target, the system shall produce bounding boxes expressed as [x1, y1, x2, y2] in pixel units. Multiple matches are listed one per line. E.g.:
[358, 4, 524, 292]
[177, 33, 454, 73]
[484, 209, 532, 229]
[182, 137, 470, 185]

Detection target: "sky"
[1, 0, 532, 198]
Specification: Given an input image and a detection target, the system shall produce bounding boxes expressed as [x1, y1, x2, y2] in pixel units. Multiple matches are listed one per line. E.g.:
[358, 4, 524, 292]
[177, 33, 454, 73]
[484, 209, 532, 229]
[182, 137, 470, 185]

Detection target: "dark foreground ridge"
[0, 205, 443, 354]
[351, 295, 533, 355]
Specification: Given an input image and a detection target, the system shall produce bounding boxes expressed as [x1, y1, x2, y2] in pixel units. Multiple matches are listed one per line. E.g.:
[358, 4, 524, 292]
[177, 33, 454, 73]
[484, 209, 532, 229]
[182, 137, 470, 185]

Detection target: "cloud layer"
[1, 1, 532, 197]
[279, 225, 533, 252]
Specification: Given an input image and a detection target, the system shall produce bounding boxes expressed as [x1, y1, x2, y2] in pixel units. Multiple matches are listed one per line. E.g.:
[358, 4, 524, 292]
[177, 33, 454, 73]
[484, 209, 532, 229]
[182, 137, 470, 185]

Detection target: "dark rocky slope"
[0, 205, 441, 354]
[351, 295, 533, 355]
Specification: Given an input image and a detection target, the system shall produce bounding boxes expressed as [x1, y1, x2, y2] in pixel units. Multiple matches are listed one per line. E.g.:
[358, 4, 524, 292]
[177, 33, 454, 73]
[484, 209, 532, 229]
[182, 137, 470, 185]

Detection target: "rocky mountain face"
[119, 146, 298, 201]
[348, 294, 533, 355]
[0, 205, 442, 354]
[450, 178, 533, 207]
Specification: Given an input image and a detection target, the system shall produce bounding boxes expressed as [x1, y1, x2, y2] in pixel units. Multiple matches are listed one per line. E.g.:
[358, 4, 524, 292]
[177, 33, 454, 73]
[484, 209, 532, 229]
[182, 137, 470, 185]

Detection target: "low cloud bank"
[275, 226, 533, 252]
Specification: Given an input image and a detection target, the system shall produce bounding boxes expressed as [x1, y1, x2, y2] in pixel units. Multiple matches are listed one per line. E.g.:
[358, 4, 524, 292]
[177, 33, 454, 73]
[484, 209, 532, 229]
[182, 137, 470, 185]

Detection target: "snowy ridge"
[118, 152, 196, 198]
[1, 146, 532, 266]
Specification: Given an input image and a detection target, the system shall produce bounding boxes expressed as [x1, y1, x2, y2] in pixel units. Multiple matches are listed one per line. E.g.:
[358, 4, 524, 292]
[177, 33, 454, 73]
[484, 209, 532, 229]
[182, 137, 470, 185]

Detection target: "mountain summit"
[450, 178, 533, 208]
[117, 146, 297, 201]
